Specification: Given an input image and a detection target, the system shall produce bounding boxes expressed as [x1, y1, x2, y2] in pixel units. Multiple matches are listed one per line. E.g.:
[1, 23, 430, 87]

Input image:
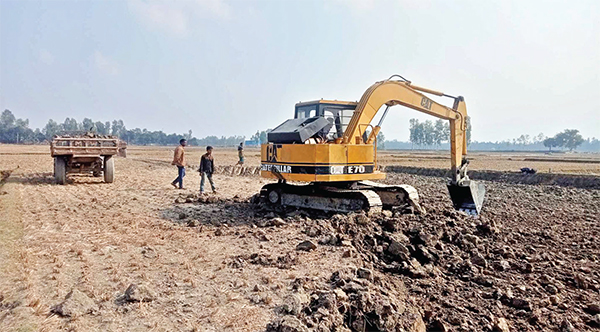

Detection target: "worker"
[236, 142, 244, 166]
[171, 139, 187, 189]
[199, 145, 216, 194]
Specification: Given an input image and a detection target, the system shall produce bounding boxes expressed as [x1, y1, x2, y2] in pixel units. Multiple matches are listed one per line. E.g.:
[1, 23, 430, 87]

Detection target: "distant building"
[245, 140, 260, 147]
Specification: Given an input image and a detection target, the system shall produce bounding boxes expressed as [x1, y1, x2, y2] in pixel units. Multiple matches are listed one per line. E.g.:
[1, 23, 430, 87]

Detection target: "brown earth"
[376, 150, 600, 175]
[0, 144, 599, 332]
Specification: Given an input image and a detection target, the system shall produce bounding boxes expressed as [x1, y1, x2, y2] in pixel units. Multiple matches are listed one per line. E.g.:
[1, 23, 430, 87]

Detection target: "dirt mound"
[174, 192, 248, 204]
[267, 267, 424, 332]
[262, 183, 599, 331]
[51, 289, 98, 318]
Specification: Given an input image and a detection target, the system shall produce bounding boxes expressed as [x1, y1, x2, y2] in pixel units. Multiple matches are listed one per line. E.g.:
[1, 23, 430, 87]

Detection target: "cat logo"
[266, 144, 278, 162]
[420, 96, 433, 110]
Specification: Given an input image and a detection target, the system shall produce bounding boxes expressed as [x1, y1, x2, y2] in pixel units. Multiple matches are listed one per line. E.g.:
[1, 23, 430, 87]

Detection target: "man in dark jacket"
[199, 146, 216, 194]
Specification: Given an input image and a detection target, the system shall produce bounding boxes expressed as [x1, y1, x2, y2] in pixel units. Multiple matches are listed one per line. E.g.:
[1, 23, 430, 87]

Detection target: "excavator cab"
[294, 100, 357, 141]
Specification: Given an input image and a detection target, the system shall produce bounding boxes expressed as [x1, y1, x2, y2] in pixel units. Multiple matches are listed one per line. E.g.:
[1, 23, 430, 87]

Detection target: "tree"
[442, 120, 450, 143]
[533, 133, 545, 144]
[111, 120, 125, 137]
[82, 118, 94, 131]
[517, 134, 530, 145]
[433, 119, 447, 146]
[33, 128, 45, 142]
[556, 129, 584, 151]
[376, 131, 386, 150]
[259, 130, 268, 144]
[250, 131, 260, 143]
[62, 118, 79, 132]
[43, 119, 61, 140]
[95, 121, 106, 134]
[0, 109, 16, 129]
[422, 120, 434, 146]
[409, 118, 422, 148]
[543, 137, 559, 151]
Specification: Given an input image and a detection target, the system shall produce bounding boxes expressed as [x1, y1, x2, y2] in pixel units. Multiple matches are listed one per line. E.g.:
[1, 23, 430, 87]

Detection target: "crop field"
[1, 144, 599, 331]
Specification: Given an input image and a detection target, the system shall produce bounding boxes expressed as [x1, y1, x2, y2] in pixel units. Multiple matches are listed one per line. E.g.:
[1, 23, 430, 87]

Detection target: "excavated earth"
[170, 172, 600, 332]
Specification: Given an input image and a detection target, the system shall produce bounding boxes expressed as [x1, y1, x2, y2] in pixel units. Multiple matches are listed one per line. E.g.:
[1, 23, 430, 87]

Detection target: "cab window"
[295, 105, 317, 119]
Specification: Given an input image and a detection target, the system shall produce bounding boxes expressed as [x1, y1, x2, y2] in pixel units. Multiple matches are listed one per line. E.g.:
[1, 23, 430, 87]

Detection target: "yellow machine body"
[260, 142, 386, 183]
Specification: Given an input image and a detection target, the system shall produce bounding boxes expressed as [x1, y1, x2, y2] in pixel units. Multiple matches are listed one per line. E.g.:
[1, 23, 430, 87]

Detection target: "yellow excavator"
[259, 75, 485, 215]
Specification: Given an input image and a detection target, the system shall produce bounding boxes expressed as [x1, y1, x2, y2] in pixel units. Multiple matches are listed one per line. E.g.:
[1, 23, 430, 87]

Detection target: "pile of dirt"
[259, 173, 599, 331]
[227, 252, 299, 270]
[166, 172, 599, 331]
[267, 267, 425, 332]
[174, 192, 247, 204]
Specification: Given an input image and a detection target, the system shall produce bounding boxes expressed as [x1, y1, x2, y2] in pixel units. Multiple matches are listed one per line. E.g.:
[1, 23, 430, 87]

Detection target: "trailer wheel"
[104, 156, 114, 183]
[54, 157, 67, 185]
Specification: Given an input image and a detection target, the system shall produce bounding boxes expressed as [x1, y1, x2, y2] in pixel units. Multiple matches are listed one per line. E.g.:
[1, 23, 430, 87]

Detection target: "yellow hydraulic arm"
[341, 77, 469, 185]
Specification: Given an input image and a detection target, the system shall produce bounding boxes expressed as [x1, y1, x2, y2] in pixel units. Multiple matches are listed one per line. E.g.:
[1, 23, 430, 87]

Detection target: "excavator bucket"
[447, 181, 485, 215]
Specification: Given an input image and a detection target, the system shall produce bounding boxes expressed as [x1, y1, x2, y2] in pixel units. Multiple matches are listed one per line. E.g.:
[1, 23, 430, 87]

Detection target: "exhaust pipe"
[447, 180, 485, 215]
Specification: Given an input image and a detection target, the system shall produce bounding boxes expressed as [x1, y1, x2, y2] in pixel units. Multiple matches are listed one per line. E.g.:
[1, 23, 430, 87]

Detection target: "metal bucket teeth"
[447, 181, 485, 215]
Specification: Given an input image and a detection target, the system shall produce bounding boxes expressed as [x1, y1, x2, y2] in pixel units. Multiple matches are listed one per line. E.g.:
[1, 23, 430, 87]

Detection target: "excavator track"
[260, 182, 382, 214]
[258, 181, 424, 214]
[355, 180, 425, 214]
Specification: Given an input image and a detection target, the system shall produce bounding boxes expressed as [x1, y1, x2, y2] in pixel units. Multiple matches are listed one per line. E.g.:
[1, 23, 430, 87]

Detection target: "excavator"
[259, 75, 485, 215]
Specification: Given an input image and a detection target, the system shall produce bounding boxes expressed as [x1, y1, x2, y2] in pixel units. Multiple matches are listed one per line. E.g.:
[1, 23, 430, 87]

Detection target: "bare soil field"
[1, 144, 599, 332]
[377, 150, 600, 175]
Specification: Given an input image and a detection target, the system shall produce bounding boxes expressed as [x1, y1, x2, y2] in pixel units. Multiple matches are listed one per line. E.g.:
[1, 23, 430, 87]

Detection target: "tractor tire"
[54, 157, 67, 185]
[104, 156, 114, 183]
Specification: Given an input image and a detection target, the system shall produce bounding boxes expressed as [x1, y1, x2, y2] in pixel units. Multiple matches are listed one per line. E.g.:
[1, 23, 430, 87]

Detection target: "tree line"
[382, 117, 597, 152]
[3, 109, 597, 151]
[0, 109, 244, 146]
[407, 117, 471, 148]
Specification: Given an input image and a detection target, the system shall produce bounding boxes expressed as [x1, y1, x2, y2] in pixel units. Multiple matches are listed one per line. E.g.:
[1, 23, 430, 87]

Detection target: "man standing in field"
[235, 142, 244, 166]
[171, 139, 187, 189]
[199, 146, 216, 194]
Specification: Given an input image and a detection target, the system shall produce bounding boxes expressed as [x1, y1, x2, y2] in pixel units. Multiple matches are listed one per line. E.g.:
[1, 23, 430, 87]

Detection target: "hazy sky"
[1, 0, 598, 142]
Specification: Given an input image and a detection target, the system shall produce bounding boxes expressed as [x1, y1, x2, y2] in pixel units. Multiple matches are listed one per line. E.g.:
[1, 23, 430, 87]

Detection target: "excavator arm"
[342, 77, 485, 214]
[342, 79, 468, 185]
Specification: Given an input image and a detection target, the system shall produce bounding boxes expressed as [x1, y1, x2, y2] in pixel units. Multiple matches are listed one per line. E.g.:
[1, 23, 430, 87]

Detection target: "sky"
[1, 0, 599, 142]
